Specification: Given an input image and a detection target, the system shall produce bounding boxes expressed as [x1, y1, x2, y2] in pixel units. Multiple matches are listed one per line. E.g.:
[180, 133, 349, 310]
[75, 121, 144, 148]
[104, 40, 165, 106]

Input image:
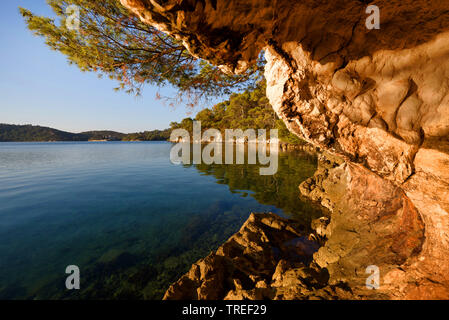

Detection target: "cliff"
[119, 0, 449, 299]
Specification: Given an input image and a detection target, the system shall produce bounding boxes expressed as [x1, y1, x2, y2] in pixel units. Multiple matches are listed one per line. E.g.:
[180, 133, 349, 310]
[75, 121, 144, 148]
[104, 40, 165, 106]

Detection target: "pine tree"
[20, 0, 262, 101]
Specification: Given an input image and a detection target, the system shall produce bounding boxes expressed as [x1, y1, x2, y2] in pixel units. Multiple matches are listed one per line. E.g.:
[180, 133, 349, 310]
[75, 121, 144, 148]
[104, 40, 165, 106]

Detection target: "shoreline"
[163, 150, 448, 300]
[0, 140, 316, 153]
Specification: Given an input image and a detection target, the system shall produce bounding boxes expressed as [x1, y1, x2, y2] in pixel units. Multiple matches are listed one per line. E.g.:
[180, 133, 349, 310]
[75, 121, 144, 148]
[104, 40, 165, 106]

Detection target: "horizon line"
[0, 122, 170, 135]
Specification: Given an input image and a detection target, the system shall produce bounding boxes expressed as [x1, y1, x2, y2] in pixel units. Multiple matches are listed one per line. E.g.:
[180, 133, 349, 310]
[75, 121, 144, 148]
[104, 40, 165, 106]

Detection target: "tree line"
[0, 124, 169, 142]
[0, 81, 301, 144]
[169, 81, 302, 144]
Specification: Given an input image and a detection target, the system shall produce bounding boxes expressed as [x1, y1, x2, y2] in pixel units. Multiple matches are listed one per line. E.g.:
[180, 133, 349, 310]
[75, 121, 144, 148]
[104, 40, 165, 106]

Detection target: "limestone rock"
[163, 213, 329, 300]
[120, 0, 449, 299]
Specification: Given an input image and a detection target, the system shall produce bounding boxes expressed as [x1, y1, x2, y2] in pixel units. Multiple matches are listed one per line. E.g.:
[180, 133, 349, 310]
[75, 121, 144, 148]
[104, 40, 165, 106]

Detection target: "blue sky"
[0, 1, 220, 133]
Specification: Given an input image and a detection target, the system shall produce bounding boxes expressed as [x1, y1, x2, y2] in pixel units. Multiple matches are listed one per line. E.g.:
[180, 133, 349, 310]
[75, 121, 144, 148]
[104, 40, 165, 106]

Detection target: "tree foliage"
[0, 124, 170, 142]
[20, 0, 262, 102]
[170, 81, 303, 144]
[122, 129, 171, 141]
[0, 124, 87, 142]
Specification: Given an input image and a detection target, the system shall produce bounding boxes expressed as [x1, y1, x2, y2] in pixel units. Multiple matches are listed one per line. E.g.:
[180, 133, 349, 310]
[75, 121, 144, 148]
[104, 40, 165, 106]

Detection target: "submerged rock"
[163, 212, 345, 300]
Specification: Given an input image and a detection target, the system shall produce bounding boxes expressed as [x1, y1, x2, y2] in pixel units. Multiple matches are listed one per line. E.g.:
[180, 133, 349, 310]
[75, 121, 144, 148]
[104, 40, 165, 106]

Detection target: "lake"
[0, 141, 323, 299]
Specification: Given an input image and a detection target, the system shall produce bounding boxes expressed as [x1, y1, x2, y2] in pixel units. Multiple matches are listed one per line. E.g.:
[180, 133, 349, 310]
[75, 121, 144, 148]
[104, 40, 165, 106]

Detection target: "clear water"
[0, 141, 322, 299]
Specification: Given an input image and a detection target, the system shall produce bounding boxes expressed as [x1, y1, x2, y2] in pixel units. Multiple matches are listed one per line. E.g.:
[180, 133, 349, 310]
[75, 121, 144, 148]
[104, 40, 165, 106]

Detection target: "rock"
[163, 213, 326, 300]
[311, 217, 330, 238]
[120, 0, 449, 299]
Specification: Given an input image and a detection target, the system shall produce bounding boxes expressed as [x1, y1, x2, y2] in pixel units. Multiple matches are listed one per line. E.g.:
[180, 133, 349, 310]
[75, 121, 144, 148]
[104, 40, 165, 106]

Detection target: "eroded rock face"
[300, 156, 434, 299]
[119, 0, 449, 176]
[120, 0, 449, 299]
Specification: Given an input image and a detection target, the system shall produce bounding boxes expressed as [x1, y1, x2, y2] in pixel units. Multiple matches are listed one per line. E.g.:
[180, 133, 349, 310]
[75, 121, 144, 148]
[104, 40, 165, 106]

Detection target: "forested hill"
[0, 124, 169, 142]
[0, 82, 300, 143]
[0, 124, 88, 142]
[169, 81, 303, 144]
[79, 130, 125, 141]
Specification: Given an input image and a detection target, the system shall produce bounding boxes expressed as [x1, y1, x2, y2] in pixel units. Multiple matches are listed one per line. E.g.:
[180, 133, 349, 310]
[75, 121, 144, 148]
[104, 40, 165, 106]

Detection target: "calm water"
[0, 141, 322, 299]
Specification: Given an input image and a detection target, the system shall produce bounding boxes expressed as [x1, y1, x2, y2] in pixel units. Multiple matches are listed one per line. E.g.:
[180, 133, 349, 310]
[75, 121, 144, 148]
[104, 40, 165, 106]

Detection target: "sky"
[0, 1, 220, 133]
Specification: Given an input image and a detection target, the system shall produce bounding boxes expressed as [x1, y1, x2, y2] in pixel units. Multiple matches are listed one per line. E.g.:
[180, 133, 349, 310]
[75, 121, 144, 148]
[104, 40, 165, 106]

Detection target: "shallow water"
[0, 141, 323, 299]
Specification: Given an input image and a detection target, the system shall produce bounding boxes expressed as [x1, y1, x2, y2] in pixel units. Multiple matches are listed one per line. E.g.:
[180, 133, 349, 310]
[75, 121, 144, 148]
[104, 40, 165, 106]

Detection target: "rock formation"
[164, 212, 359, 300]
[119, 0, 449, 299]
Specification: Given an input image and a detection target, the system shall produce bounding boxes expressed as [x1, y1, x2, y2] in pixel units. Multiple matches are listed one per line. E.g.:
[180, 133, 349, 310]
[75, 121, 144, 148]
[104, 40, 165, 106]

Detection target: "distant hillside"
[0, 124, 88, 142]
[81, 130, 125, 141]
[0, 124, 170, 142]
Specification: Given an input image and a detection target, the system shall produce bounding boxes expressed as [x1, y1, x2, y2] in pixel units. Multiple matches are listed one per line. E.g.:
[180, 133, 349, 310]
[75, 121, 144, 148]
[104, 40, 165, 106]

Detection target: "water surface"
[0, 141, 322, 299]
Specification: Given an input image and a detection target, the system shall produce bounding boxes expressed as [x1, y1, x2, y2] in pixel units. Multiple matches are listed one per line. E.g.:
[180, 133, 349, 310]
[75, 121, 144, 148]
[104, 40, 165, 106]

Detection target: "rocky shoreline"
[163, 212, 356, 300]
[119, 0, 449, 299]
[163, 150, 448, 300]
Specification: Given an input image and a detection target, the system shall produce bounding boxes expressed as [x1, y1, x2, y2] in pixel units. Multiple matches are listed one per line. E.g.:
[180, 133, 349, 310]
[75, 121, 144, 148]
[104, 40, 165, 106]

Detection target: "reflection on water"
[0, 142, 323, 299]
[171, 142, 280, 176]
[182, 143, 321, 224]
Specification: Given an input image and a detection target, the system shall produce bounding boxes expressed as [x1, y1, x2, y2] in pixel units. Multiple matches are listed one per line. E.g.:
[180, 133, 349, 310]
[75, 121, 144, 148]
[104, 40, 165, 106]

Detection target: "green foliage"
[276, 119, 303, 145]
[0, 124, 170, 142]
[19, 0, 262, 100]
[81, 130, 125, 141]
[170, 81, 304, 144]
[122, 129, 171, 141]
[0, 124, 88, 142]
